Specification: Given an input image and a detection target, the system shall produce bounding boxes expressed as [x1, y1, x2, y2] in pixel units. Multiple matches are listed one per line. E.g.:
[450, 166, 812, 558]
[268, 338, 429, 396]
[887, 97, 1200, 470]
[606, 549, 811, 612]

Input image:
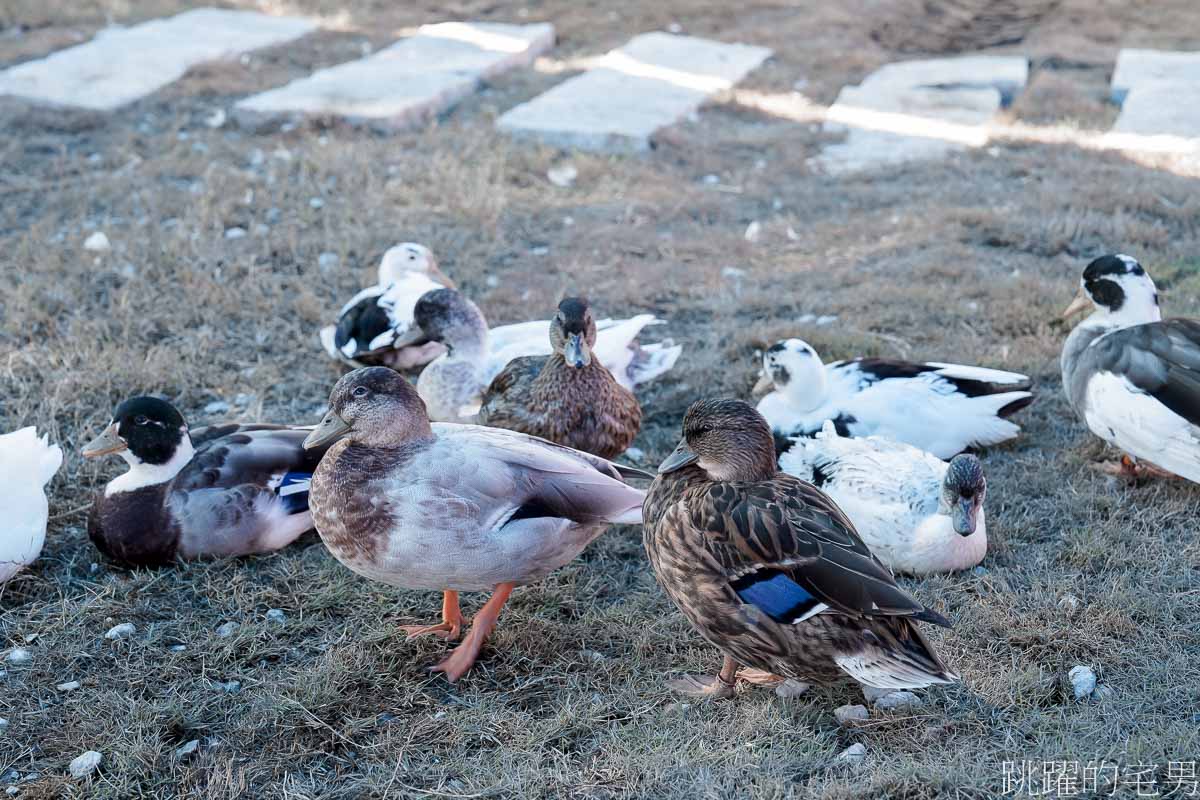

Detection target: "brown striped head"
[659, 398, 777, 482]
[307, 367, 433, 450]
[549, 297, 597, 368]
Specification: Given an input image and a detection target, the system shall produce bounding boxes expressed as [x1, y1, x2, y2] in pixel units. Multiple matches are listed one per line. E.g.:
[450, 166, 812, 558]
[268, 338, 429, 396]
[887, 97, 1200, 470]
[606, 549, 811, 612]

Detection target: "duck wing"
[683, 474, 949, 626]
[182, 425, 327, 491]
[477, 355, 547, 428]
[834, 357, 1032, 398]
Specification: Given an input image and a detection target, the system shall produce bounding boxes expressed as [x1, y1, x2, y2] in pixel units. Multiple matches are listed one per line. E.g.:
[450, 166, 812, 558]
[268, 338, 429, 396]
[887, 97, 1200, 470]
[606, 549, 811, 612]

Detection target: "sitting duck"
[643, 398, 957, 698]
[477, 297, 641, 459]
[83, 397, 330, 566]
[303, 367, 648, 682]
[400, 288, 678, 423]
[779, 421, 987, 575]
[755, 338, 1033, 458]
[0, 427, 63, 583]
[319, 243, 455, 370]
[1061, 254, 1200, 483]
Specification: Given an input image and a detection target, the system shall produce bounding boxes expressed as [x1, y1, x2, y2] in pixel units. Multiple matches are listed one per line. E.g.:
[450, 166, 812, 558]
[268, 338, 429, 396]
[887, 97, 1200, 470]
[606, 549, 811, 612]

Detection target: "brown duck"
[478, 297, 641, 460]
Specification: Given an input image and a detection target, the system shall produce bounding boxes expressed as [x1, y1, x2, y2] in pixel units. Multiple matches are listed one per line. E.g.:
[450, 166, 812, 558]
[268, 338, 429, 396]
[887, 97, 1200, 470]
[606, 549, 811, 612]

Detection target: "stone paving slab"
[0, 8, 317, 111]
[1109, 82, 1200, 151]
[234, 21, 554, 132]
[1111, 48, 1200, 104]
[815, 55, 1027, 174]
[496, 32, 772, 153]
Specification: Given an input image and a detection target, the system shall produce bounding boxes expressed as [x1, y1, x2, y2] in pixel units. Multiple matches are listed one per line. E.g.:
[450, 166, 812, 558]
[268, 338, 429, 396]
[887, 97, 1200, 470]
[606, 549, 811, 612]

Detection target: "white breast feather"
[1083, 371, 1200, 482]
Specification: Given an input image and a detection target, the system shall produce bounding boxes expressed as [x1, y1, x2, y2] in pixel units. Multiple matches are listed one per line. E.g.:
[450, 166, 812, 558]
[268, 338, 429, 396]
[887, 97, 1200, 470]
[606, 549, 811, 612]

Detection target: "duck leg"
[431, 583, 514, 682]
[1095, 454, 1181, 481]
[401, 591, 464, 641]
[735, 668, 810, 697]
[666, 654, 738, 699]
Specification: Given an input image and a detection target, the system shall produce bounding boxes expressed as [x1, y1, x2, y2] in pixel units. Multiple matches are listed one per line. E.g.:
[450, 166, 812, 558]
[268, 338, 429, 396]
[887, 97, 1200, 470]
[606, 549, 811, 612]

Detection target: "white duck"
[0, 427, 63, 583]
[399, 288, 682, 423]
[780, 422, 987, 575]
[319, 243, 454, 370]
[755, 338, 1034, 458]
[1061, 254, 1200, 482]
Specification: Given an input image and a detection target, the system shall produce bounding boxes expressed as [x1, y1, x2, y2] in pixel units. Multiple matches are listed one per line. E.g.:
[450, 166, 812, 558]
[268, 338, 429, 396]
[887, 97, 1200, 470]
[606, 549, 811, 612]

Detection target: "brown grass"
[3, 1, 1200, 797]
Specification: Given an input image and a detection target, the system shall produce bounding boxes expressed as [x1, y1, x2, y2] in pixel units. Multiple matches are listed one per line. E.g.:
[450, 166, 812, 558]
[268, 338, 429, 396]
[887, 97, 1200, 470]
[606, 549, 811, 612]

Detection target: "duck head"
[305, 367, 433, 450]
[377, 242, 439, 285]
[941, 454, 986, 536]
[659, 398, 777, 482]
[752, 338, 828, 411]
[550, 297, 597, 369]
[1062, 254, 1161, 330]
[394, 288, 487, 352]
[82, 396, 195, 490]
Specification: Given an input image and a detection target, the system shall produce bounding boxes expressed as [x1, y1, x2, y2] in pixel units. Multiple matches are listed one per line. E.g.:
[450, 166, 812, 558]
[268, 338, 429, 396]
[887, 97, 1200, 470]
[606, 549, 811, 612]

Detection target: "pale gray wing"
[1086, 319, 1200, 427]
[180, 425, 325, 490]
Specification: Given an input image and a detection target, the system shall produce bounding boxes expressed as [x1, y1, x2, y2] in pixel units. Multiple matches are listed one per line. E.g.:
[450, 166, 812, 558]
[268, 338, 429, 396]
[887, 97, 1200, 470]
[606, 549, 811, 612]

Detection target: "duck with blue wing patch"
[643, 399, 957, 699]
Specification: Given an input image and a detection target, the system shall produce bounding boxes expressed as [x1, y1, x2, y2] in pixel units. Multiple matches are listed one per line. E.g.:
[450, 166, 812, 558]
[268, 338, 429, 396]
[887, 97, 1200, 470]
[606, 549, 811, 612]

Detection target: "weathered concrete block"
[234, 21, 554, 132]
[0, 8, 317, 111]
[1111, 49, 1200, 104]
[497, 32, 772, 153]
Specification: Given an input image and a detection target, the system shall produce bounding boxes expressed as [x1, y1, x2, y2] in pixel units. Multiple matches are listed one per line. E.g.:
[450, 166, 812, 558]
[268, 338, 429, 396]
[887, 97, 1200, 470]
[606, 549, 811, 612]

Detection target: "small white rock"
[167, 644, 187, 652]
[214, 622, 238, 638]
[56, 681, 81, 692]
[105, 623, 136, 640]
[224, 227, 246, 240]
[667, 21, 683, 33]
[174, 739, 200, 760]
[83, 232, 111, 252]
[218, 680, 241, 694]
[203, 401, 231, 415]
[530, 246, 549, 256]
[834, 704, 869, 725]
[317, 252, 339, 270]
[547, 163, 577, 187]
[624, 447, 645, 461]
[1069, 665, 1097, 700]
[785, 225, 800, 241]
[0, 718, 8, 729]
[872, 690, 923, 710]
[5, 649, 32, 665]
[836, 742, 866, 765]
[309, 197, 324, 210]
[68, 751, 102, 778]
[485, 275, 500, 288]
[815, 315, 838, 326]
[701, 174, 720, 185]
[266, 609, 286, 624]
[204, 109, 227, 128]
[721, 266, 746, 279]
[743, 221, 761, 242]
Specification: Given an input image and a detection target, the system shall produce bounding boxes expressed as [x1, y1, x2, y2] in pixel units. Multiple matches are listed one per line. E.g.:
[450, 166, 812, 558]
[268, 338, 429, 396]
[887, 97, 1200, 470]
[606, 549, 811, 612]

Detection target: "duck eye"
[135, 415, 149, 426]
[352, 386, 369, 398]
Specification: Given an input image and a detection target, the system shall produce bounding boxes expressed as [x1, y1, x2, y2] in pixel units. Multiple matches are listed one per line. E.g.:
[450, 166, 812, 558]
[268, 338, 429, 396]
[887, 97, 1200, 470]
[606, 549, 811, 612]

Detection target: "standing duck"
[754, 338, 1033, 457]
[83, 397, 329, 566]
[303, 367, 648, 682]
[779, 422, 987, 575]
[1061, 254, 1200, 482]
[399, 288, 678, 423]
[0, 427, 63, 583]
[477, 297, 641, 459]
[319, 243, 455, 370]
[643, 398, 957, 698]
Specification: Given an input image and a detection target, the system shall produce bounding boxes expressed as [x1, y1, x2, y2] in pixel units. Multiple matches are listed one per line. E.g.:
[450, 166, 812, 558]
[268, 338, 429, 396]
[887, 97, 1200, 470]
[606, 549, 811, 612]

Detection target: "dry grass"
[3, 1, 1200, 797]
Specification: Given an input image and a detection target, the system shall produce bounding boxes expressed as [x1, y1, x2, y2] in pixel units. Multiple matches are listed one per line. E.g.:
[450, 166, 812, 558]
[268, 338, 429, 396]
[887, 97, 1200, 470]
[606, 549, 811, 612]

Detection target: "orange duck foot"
[402, 591, 464, 641]
[666, 654, 738, 699]
[430, 583, 513, 683]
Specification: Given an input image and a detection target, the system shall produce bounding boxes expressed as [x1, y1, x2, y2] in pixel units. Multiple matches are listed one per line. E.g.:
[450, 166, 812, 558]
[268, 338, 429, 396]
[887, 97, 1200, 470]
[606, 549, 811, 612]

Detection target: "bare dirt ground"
[2, 0, 1200, 797]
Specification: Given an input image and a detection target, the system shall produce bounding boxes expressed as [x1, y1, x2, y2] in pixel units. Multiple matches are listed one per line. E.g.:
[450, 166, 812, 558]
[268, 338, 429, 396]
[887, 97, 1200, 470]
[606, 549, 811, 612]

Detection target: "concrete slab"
[815, 55, 1028, 174]
[234, 21, 555, 132]
[496, 32, 772, 153]
[1107, 82, 1200, 155]
[0, 8, 317, 111]
[1111, 49, 1200, 104]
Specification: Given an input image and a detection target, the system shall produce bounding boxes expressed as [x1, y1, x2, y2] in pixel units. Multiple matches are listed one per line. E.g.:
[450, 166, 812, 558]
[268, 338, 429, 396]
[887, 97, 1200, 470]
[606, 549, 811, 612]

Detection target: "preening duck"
[779, 421, 987, 575]
[754, 338, 1033, 458]
[642, 399, 958, 699]
[83, 397, 330, 566]
[1061, 254, 1200, 483]
[0, 427, 63, 583]
[477, 297, 642, 459]
[400, 288, 679, 423]
[319, 243, 455, 370]
[303, 367, 648, 682]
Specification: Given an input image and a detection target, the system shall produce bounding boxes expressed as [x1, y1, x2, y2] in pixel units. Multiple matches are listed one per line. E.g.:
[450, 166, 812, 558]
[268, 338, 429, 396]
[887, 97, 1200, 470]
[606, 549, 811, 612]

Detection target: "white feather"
[0, 427, 63, 583]
[1083, 371, 1200, 482]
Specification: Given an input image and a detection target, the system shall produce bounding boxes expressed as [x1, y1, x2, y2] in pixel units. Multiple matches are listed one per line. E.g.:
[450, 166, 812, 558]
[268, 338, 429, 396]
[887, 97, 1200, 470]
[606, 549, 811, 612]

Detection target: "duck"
[754, 338, 1034, 458]
[1060, 254, 1200, 482]
[83, 396, 332, 566]
[779, 421, 987, 575]
[303, 367, 648, 682]
[477, 297, 642, 459]
[0, 427, 63, 583]
[398, 287, 679, 423]
[642, 398, 958, 699]
[319, 243, 455, 370]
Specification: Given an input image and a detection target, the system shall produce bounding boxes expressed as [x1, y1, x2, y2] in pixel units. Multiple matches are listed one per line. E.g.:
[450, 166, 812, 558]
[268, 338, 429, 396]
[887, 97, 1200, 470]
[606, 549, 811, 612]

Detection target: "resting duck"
[0, 427, 63, 583]
[779, 421, 987, 575]
[83, 397, 329, 566]
[319, 243, 455, 370]
[400, 288, 679, 423]
[643, 398, 957, 698]
[755, 338, 1034, 458]
[477, 297, 641, 459]
[1061, 254, 1200, 483]
[304, 367, 647, 681]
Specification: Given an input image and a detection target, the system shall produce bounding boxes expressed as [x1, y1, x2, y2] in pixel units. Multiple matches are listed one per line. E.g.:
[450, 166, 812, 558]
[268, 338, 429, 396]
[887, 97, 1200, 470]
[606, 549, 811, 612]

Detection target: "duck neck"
[106, 436, 195, 496]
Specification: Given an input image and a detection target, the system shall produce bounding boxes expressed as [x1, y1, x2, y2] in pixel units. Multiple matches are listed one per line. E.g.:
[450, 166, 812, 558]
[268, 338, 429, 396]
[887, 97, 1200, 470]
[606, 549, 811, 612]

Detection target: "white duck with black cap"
[1061, 253, 1200, 482]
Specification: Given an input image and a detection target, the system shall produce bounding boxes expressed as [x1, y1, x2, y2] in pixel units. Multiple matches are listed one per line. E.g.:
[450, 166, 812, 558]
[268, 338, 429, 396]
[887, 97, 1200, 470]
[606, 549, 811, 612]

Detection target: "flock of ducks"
[5, 249, 1199, 699]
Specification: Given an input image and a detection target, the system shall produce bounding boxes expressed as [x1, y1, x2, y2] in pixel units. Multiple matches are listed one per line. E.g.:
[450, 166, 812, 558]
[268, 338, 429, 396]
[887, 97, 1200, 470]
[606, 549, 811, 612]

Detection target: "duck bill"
[658, 438, 699, 474]
[563, 333, 591, 368]
[304, 412, 352, 450]
[952, 499, 978, 536]
[751, 371, 773, 396]
[1062, 290, 1092, 320]
[82, 423, 127, 458]
[392, 325, 428, 348]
